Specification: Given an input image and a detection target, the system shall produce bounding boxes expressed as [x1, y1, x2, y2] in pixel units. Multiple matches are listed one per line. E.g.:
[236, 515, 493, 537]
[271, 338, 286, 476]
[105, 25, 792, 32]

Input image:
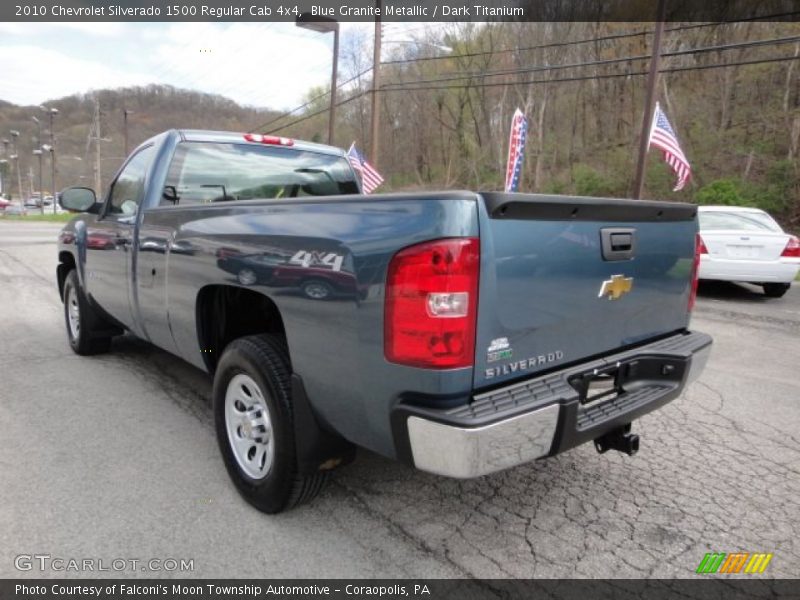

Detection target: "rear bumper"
[698, 255, 800, 283]
[392, 331, 712, 478]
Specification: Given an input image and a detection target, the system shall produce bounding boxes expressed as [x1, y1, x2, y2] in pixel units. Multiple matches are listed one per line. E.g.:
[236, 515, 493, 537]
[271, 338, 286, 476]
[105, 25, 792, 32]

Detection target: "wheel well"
[196, 285, 287, 371]
[57, 252, 76, 300]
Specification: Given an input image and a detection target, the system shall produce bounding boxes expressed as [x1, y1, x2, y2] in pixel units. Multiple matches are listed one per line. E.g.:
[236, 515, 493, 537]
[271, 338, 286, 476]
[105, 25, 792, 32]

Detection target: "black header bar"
[3, 0, 800, 22]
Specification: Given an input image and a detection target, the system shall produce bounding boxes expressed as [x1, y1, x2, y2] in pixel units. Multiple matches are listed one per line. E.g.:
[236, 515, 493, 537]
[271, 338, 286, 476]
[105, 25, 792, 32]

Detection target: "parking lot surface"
[1, 221, 798, 579]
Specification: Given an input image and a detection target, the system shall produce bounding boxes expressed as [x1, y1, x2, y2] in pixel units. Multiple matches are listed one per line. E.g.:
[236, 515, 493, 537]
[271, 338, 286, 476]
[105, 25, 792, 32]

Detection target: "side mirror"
[59, 187, 99, 213]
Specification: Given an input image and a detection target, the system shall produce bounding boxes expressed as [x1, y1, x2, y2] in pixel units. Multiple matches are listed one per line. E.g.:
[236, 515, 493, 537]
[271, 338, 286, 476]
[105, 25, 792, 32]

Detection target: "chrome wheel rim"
[304, 282, 329, 299]
[66, 286, 80, 340]
[225, 373, 274, 480]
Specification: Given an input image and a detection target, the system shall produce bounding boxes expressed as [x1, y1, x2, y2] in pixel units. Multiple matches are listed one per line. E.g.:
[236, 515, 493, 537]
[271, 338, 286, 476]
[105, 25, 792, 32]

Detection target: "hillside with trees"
[0, 85, 276, 198]
[275, 21, 800, 229]
[1, 21, 797, 229]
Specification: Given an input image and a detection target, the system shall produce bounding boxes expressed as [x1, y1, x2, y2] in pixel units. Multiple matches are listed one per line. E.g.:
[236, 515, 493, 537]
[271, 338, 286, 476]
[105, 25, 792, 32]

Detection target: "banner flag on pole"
[648, 102, 692, 192]
[504, 108, 528, 193]
[347, 142, 384, 194]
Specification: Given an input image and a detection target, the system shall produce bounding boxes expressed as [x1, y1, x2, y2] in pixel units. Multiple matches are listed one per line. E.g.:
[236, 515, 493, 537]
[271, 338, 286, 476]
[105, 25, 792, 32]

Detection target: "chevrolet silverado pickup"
[56, 129, 712, 513]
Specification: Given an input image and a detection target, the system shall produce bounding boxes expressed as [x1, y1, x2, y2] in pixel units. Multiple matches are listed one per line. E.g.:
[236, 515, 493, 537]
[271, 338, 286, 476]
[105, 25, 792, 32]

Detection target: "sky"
[0, 21, 428, 110]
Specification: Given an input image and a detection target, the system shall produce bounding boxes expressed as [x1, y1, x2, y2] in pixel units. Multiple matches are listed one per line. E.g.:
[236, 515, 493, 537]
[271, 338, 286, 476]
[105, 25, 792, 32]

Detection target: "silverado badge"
[598, 274, 633, 300]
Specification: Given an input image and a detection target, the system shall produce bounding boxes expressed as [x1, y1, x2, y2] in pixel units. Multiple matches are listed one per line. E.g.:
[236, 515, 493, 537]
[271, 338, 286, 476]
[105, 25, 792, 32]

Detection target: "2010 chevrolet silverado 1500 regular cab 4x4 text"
[56, 130, 712, 513]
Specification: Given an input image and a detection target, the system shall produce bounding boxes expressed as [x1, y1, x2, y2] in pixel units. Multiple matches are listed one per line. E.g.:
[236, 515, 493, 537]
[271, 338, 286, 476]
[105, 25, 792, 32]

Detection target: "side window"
[107, 145, 155, 216]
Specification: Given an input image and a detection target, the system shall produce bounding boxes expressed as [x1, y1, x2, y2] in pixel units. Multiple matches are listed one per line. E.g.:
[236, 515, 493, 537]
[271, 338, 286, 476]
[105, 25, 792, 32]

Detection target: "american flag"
[347, 143, 384, 194]
[649, 102, 692, 192]
[505, 108, 528, 192]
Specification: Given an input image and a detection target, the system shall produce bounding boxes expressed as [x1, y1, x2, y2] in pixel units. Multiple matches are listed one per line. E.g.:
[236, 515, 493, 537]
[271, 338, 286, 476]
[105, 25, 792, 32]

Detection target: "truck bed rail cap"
[481, 192, 697, 222]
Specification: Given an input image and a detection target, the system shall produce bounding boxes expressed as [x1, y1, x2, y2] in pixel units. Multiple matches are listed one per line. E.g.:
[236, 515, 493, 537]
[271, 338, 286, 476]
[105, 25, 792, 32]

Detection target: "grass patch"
[0, 213, 73, 223]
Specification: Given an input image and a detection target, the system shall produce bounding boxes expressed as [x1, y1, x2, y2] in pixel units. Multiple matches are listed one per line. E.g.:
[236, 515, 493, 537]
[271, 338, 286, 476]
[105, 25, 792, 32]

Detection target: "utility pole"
[633, 0, 668, 199]
[369, 6, 382, 167]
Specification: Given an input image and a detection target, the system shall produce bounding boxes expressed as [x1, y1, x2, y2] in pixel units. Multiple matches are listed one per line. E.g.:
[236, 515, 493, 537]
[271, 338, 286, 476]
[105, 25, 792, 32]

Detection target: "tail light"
[243, 133, 294, 146]
[688, 233, 703, 312]
[781, 235, 800, 258]
[697, 235, 708, 255]
[385, 238, 480, 369]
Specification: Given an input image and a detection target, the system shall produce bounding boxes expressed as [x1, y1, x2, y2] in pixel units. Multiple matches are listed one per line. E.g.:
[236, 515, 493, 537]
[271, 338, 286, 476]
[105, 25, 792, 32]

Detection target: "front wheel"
[212, 335, 328, 513]
[62, 270, 113, 355]
[763, 282, 790, 298]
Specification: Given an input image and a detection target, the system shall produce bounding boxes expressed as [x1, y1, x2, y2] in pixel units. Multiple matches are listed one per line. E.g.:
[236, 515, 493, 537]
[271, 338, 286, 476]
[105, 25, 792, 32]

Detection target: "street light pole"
[42, 145, 56, 214]
[370, 10, 382, 167]
[0, 139, 7, 199]
[33, 148, 44, 214]
[0, 159, 7, 198]
[41, 106, 58, 213]
[296, 14, 340, 145]
[10, 130, 23, 204]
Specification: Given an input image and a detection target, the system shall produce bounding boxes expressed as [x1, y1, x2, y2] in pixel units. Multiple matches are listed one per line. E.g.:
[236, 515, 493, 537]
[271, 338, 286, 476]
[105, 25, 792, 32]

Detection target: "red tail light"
[243, 133, 294, 146]
[688, 233, 702, 312]
[781, 235, 800, 258]
[385, 238, 480, 369]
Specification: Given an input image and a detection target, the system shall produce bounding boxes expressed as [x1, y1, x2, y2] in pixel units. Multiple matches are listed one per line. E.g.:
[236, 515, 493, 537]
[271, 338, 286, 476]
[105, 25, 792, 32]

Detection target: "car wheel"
[300, 279, 333, 300]
[763, 282, 790, 298]
[213, 334, 328, 513]
[237, 268, 257, 286]
[62, 270, 113, 355]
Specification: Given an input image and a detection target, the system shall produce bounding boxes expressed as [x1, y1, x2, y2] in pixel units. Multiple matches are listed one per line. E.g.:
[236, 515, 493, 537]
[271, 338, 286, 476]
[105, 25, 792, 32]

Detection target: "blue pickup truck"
[56, 130, 711, 513]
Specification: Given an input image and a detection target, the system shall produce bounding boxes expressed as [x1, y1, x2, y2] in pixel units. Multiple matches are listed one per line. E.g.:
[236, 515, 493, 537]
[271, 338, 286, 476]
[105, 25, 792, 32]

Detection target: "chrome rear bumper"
[400, 331, 712, 478]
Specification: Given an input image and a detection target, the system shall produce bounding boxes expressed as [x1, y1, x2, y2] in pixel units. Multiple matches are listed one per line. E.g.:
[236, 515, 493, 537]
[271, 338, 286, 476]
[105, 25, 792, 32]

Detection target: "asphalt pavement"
[1, 220, 798, 579]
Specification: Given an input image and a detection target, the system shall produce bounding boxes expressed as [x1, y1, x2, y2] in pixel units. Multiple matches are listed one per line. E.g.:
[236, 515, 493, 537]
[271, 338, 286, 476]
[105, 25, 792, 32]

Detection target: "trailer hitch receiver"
[594, 423, 639, 456]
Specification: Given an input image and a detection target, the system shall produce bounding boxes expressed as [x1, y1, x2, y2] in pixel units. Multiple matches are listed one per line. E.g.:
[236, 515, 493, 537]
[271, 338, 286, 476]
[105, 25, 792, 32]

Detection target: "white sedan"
[697, 206, 800, 298]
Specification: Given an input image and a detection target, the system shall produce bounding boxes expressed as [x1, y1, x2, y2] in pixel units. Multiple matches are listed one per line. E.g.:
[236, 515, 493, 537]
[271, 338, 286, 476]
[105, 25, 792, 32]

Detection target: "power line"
[379, 12, 800, 67]
[380, 35, 800, 90]
[378, 54, 800, 93]
[264, 90, 370, 134]
[248, 66, 373, 132]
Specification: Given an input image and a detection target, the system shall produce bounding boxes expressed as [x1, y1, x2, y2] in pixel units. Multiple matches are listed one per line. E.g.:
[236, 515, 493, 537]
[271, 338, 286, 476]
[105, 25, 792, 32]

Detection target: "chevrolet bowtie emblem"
[598, 274, 633, 300]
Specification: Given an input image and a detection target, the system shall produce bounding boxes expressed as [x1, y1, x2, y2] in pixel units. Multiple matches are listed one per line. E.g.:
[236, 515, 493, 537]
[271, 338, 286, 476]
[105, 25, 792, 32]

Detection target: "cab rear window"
[161, 142, 359, 206]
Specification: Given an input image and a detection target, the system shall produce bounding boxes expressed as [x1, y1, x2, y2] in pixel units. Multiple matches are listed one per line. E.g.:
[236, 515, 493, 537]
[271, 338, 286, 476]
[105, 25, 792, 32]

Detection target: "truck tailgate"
[474, 193, 698, 388]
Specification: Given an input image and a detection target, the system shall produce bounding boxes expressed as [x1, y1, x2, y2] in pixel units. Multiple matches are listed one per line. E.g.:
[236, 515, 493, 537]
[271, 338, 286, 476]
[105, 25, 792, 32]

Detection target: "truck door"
[84, 145, 155, 331]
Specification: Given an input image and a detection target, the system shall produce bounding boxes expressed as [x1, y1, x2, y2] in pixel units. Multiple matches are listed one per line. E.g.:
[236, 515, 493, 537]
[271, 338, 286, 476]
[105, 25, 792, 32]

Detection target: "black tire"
[300, 279, 333, 300]
[763, 283, 790, 298]
[212, 334, 328, 513]
[62, 269, 113, 355]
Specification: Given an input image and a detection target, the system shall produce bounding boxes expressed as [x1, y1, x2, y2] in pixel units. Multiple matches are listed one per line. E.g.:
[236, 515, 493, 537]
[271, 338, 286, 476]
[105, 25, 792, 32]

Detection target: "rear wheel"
[763, 282, 790, 298]
[62, 270, 113, 355]
[213, 334, 328, 513]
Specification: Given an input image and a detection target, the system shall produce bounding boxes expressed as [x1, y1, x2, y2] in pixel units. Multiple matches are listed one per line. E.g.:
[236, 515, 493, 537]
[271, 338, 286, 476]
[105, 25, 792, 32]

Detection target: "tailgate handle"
[601, 228, 636, 261]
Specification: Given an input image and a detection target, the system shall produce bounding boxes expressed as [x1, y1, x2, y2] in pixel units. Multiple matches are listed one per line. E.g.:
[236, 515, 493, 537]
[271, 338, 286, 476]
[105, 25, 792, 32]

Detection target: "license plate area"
[727, 244, 760, 259]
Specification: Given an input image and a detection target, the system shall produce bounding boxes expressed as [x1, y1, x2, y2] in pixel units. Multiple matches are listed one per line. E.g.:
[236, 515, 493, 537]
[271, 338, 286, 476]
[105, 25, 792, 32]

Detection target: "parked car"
[55, 129, 711, 513]
[697, 205, 800, 297]
[3, 202, 27, 216]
